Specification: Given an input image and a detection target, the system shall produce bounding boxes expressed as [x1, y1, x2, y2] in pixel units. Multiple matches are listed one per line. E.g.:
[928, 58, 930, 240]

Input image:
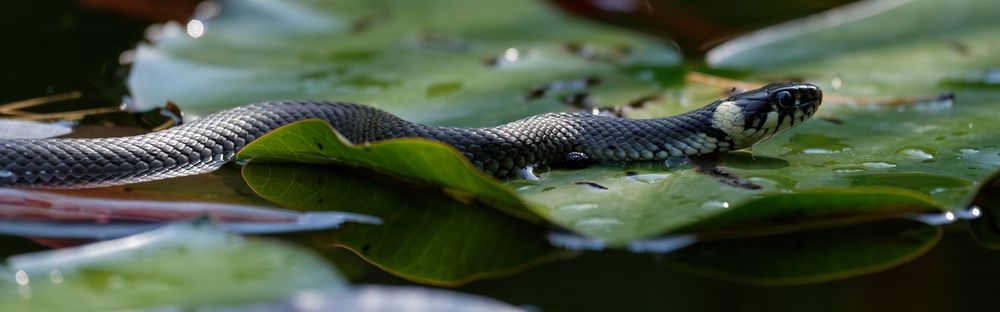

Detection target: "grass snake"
[0, 83, 822, 188]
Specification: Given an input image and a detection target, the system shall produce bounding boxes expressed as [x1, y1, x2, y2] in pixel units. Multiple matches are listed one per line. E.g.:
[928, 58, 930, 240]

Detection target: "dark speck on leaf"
[949, 40, 970, 55]
[542, 186, 556, 192]
[561, 92, 593, 109]
[483, 56, 500, 67]
[820, 117, 844, 125]
[615, 44, 633, 57]
[563, 42, 595, 59]
[350, 15, 377, 34]
[526, 85, 549, 101]
[574, 181, 608, 190]
[625, 94, 661, 108]
[316, 141, 324, 150]
[625, 171, 639, 176]
[697, 166, 761, 190]
[362, 244, 372, 253]
[122, 187, 134, 192]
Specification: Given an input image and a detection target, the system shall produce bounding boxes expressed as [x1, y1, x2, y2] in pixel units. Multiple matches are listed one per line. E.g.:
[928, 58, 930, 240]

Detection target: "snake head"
[712, 82, 823, 149]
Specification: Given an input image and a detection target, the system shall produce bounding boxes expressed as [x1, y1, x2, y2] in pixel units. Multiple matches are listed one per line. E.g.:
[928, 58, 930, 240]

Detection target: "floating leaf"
[666, 219, 941, 285]
[210, 285, 524, 312]
[129, 0, 1000, 246]
[236, 119, 539, 221]
[243, 163, 573, 286]
[0, 222, 344, 311]
[679, 188, 942, 236]
[127, 0, 678, 124]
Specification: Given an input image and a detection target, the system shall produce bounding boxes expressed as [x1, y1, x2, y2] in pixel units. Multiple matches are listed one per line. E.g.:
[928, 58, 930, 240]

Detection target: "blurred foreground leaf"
[0, 222, 343, 312]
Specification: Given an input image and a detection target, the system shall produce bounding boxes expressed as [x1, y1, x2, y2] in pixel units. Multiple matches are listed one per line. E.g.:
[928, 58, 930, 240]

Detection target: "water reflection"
[503, 48, 520, 62]
[47, 270, 62, 284]
[186, 19, 205, 38]
[14, 270, 28, 286]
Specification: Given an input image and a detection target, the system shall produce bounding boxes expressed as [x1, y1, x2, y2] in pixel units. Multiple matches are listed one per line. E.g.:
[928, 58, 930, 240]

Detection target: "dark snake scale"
[0, 83, 822, 188]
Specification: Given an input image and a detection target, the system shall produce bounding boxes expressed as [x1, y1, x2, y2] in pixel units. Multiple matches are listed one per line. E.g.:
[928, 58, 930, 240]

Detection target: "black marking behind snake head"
[713, 83, 823, 149]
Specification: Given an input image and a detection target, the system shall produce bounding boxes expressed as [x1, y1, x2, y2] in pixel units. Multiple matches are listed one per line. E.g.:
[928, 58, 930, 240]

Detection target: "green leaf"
[236, 119, 539, 221]
[130, 0, 1000, 246]
[0, 222, 343, 312]
[242, 163, 573, 286]
[679, 188, 942, 236]
[654, 188, 947, 284]
[127, 0, 678, 124]
[666, 219, 941, 285]
[708, 0, 1000, 75]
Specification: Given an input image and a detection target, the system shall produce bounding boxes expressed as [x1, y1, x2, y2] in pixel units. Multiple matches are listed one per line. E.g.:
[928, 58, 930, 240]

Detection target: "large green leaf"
[242, 163, 572, 286]
[236, 119, 539, 221]
[709, 0, 1000, 90]
[127, 0, 677, 125]
[668, 219, 940, 285]
[0, 222, 343, 312]
[679, 188, 942, 236]
[129, 0, 1000, 245]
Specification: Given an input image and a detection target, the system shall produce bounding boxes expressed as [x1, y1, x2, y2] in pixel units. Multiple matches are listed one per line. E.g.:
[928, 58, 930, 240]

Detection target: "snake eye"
[775, 90, 794, 108]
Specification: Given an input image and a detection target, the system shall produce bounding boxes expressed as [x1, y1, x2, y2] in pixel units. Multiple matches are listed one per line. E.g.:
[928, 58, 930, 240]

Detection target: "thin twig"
[13, 107, 121, 121]
[685, 72, 761, 91]
[0, 91, 83, 113]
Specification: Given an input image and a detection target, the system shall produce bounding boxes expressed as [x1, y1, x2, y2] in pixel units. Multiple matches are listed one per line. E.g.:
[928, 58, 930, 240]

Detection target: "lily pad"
[666, 219, 941, 285]
[708, 0, 1000, 92]
[242, 163, 572, 286]
[214, 285, 524, 312]
[0, 222, 343, 311]
[236, 119, 538, 221]
[679, 188, 942, 236]
[129, 0, 1000, 246]
[127, 0, 678, 124]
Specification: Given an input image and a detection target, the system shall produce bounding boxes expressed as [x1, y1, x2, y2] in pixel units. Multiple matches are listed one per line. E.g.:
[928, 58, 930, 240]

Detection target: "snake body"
[0, 83, 821, 188]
